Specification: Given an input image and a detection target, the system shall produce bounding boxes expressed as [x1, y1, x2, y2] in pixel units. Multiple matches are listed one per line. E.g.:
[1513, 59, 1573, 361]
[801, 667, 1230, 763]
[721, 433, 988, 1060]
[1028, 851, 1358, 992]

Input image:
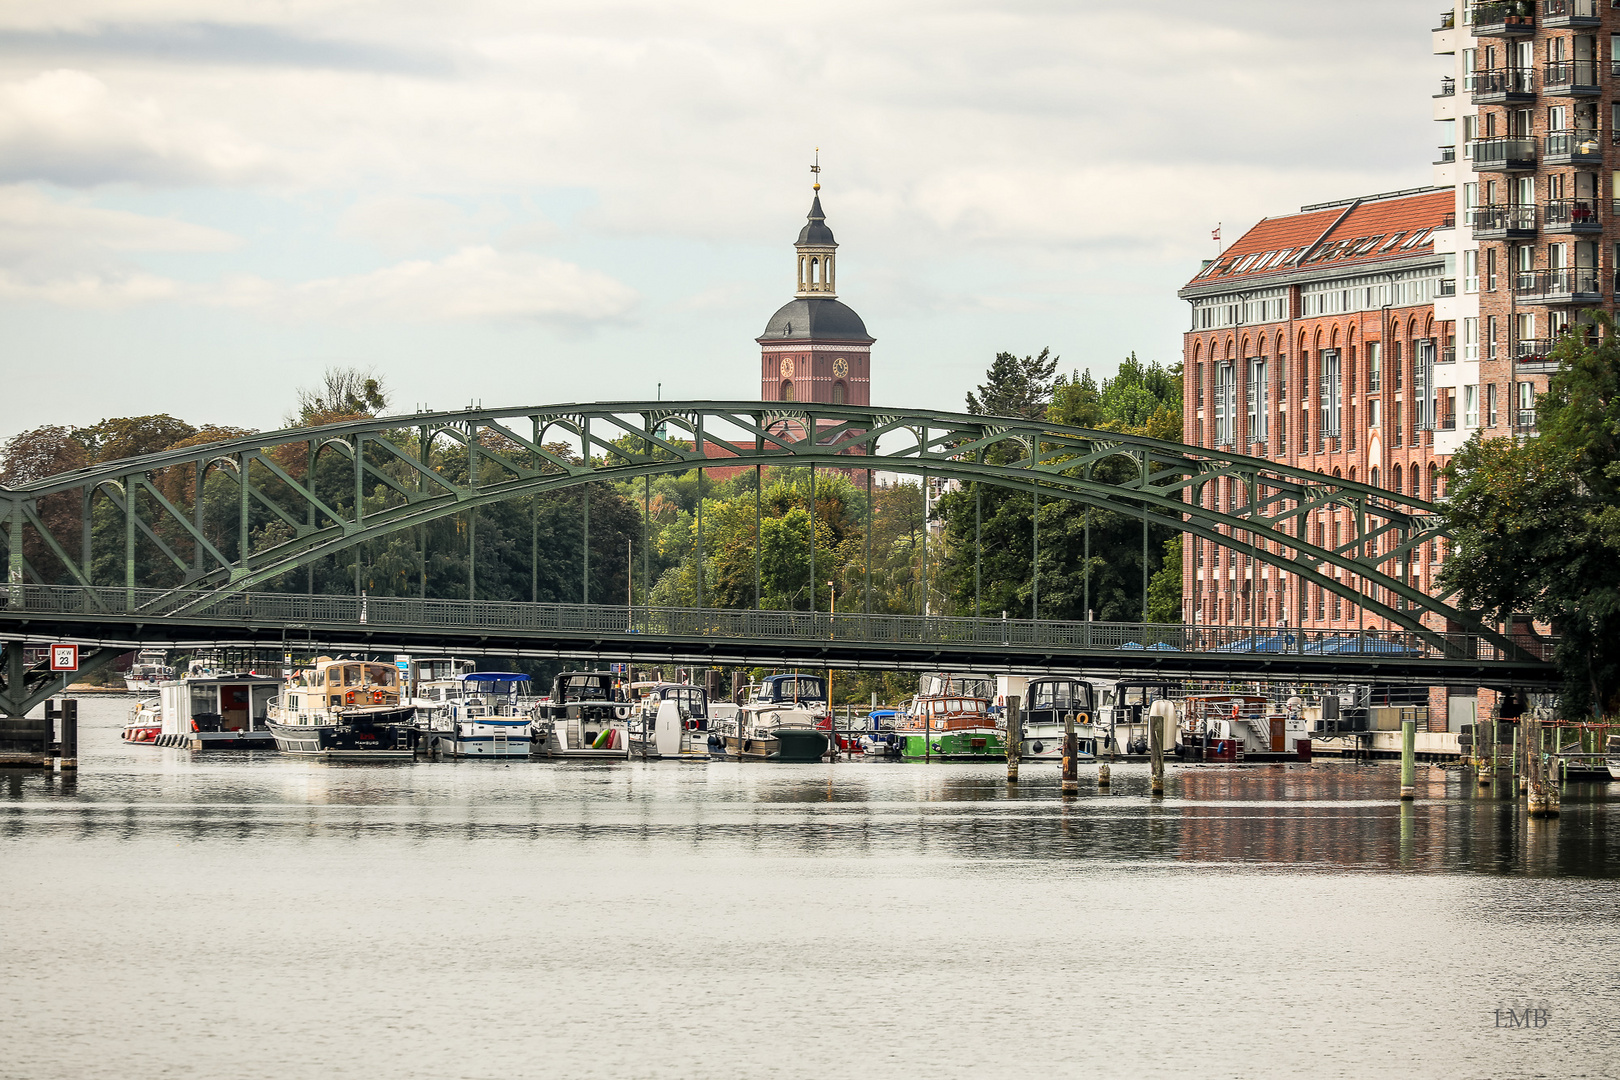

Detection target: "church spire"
[795, 149, 837, 298]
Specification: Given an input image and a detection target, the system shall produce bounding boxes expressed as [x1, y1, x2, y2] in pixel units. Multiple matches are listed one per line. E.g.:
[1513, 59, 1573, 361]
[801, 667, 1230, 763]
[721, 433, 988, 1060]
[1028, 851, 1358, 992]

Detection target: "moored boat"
[1018, 676, 1100, 762]
[265, 657, 415, 759]
[531, 670, 633, 760]
[712, 674, 830, 762]
[123, 648, 175, 694]
[627, 681, 714, 760]
[413, 672, 536, 758]
[121, 698, 162, 744]
[152, 658, 281, 749]
[896, 673, 1005, 761]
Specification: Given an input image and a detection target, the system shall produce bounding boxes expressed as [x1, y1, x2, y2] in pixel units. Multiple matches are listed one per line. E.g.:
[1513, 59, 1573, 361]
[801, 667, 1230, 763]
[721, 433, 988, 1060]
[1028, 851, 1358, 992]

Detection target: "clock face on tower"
[832, 357, 849, 378]
[779, 357, 794, 378]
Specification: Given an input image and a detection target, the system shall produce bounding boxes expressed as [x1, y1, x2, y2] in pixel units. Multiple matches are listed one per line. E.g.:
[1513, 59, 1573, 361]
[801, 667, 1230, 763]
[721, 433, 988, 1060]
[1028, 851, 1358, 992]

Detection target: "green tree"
[1442, 319, 1620, 716]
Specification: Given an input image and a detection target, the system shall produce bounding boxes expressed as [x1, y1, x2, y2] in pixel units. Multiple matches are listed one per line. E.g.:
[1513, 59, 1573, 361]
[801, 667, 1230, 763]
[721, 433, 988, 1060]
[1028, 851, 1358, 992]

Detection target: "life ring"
[371, 690, 385, 704]
[614, 704, 633, 720]
[345, 690, 357, 705]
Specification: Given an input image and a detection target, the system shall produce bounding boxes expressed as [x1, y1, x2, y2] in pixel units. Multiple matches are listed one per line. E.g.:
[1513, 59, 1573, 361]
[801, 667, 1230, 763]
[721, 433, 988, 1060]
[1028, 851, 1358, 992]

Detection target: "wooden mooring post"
[1005, 695, 1021, 784]
[1149, 700, 1168, 796]
[58, 699, 77, 771]
[1061, 711, 1078, 796]
[1526, 713, 1561, 818]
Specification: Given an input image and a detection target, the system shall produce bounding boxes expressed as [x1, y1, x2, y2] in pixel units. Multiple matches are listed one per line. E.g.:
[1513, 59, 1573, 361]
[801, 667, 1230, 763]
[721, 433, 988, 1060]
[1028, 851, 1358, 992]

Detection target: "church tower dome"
[758, 160, 874, 407]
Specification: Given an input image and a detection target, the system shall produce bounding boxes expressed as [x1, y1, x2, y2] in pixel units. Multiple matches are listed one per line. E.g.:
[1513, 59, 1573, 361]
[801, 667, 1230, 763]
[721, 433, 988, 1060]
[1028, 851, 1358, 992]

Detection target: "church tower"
[758, 168, 874, 407]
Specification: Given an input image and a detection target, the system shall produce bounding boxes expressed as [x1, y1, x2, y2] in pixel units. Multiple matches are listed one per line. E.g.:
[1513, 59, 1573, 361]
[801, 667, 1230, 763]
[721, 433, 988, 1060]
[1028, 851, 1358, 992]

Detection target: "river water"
[2, 698, 1616, 1079]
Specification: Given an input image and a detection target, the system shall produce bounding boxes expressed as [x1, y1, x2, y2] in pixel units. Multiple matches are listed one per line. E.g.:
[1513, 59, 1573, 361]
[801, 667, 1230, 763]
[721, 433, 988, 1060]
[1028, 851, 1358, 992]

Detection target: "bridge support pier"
[0, 642, 115, 764]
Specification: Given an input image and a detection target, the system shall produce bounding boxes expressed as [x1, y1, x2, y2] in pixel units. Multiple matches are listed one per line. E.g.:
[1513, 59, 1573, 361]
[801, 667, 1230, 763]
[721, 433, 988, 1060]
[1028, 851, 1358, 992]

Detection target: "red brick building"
[1177, 187, 1455, 634]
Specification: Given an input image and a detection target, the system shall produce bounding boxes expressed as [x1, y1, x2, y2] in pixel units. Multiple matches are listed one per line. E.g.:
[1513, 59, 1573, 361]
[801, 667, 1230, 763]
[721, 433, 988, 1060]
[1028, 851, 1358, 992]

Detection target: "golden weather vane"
[811, 148, 820, 191]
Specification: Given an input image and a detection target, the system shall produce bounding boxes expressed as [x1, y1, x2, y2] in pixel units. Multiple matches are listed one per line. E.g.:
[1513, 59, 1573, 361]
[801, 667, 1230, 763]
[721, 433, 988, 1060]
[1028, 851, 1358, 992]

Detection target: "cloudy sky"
[0, 0, 1444, 439]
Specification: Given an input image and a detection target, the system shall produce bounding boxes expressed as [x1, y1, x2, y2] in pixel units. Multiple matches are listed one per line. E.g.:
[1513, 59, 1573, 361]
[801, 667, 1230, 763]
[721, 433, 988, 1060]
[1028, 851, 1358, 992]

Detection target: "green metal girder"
[0, 400, 1514, 655]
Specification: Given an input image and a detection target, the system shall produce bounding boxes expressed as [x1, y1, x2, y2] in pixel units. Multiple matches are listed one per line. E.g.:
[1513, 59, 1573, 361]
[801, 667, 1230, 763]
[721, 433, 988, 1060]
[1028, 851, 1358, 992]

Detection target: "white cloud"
[0, 69, 270, 185]
[221, 245, 638, 325]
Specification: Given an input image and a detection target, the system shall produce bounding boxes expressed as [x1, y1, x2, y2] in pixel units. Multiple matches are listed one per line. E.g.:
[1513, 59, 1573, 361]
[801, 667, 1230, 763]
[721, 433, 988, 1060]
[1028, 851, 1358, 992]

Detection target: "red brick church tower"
[758, 178, 874, 406]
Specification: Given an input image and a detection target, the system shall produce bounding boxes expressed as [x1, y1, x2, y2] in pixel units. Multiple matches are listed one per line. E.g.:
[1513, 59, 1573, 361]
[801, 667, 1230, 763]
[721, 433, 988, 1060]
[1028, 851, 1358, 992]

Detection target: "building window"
[780, 380, 795, 402]
[1464, 384, 1479, 428]
[1394, 402, 1403, 447]
[1214, 362, 1236, 446]
[1367, 342, 1381, 391]
[1463, 249, 1479, 294]
[1487, 315, 1499, 359]
[832, 381, 846, 405]
[1247, 358, 1268, 444]
[1369, 398, 1381, 429]
[1463, 317, 1479, 362]
[1487, 382, 1499, 427]
[1486, 247, 1497, 292]
[1319, 350, 1342, 437]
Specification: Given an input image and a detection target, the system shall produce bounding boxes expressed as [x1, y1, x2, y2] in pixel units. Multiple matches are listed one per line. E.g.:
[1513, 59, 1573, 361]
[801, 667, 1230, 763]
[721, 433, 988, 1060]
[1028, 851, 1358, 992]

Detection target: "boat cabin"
[552, 671, 620, 703]
[918, 672, 994, 699]
[635, 682, 710, 723]
[410, 658, 476, 699]
[159, 670, 282, 737]
[1024, 677, 1096, 725]
[454, 672, 533, 706]
[752, 674, 826, 705]
[284, 659, 403, 711]
[912, 694, 994, 731]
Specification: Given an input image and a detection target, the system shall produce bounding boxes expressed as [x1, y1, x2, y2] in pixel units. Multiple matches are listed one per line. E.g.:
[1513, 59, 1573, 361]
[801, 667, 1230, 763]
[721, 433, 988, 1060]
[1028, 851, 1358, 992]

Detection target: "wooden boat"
[265, 657, 415, 759]
[896, 673, 1005, 761]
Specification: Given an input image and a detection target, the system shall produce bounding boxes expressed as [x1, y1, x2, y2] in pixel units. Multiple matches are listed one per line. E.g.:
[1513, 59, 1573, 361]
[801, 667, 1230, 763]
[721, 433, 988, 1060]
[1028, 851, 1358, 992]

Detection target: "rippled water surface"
[3, 698, 1617, 1079]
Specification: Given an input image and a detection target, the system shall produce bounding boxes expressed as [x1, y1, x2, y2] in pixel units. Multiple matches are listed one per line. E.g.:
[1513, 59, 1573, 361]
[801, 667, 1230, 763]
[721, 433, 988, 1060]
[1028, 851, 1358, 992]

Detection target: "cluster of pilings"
[0, 698, 77, 770]
[1457, 712, 1566, 817]
[1002, 695, 1168, 797]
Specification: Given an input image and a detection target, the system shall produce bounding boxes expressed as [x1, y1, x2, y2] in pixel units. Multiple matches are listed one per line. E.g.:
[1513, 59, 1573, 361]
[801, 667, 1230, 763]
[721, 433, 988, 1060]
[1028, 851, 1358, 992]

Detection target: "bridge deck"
[0, 586, 1558, 687]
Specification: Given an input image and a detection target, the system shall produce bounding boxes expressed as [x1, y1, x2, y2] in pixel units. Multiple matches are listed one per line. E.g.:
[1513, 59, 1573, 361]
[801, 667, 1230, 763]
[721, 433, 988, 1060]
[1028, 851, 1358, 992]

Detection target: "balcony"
[1471, 67, 1535, 103]
[1546, 128, 1603, 164]
[1517, 409, 1538, 429]
[1470, 2, 1536, 35]
[1471, 136, 1536, 171]
[1437, 76, 1456, 98]
[1436, 145, 1457, 164]
[1514, 267, 1602, 304]
[1439, 278, 1458, 296]
[1542, 0, 1599, 27]
[1439, 414, 1458, 431]
[1438, 9, 1457, 28]
[1470, 203, 1537, 239]
[1543, 198, 1601, 234]
[1543, 59, 1600, 96]
[1441, 346, 1458, 363]
[1515, 337, 1552, 360]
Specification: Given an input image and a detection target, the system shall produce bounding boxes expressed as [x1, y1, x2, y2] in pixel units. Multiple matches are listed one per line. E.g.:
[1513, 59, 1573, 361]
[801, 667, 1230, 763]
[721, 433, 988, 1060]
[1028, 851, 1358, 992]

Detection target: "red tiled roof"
[1185, 189, 1452, 288]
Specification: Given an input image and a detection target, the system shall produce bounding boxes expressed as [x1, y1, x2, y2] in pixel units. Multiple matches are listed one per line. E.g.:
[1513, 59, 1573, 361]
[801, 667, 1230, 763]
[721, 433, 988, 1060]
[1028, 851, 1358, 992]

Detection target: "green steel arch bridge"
[0, 401, 1555, 717]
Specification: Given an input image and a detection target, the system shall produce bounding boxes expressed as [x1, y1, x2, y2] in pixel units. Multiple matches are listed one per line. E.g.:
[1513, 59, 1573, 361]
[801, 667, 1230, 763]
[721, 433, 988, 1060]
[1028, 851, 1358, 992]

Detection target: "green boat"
[897, 675, 1006, 761]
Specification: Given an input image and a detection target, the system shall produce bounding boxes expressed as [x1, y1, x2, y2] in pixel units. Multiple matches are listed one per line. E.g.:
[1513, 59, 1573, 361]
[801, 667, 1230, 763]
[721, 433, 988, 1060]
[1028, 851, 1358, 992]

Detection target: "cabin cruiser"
[265, 657, 415, 759]
[1018, 677, 1101, 762]
[151, 658, 282, 749]
[122, 648, 175, 694]
[1089, 679, 1175, 755]
[531, 671, 632, 760]
[1178, 693, 1308, 761]
[414, 672, 535, 759]
[712, 674, 829, 762]
[627, 682, 714, 760]
[896, 673, 1005, 761]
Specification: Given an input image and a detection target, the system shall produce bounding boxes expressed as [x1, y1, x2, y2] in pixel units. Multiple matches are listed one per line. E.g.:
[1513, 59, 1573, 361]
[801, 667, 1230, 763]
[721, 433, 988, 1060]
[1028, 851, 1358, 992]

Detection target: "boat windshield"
[1029, 680, 1093, 712]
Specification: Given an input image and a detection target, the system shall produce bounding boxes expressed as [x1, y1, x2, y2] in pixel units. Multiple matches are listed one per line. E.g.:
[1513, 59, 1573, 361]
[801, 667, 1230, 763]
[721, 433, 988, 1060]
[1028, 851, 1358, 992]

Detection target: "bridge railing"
[0, 585, 1554, 664]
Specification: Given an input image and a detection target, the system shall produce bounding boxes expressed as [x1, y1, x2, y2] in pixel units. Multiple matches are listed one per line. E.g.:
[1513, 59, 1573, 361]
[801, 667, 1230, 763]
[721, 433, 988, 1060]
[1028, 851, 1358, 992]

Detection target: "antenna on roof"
[811, 148, 821, 192]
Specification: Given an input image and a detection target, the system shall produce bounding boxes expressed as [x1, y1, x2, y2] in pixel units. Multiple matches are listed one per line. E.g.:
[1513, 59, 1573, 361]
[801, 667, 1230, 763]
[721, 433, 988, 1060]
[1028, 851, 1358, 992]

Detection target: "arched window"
[810, 257, 819, 284]
[1428, 462, 1439, 499]
[1371, 466, 1380, 488]
[780, 380, 794, 402]
[1410, 469, 1420, 498]
[1392, 463, 1403, 493]
[832, 381, 846, 405]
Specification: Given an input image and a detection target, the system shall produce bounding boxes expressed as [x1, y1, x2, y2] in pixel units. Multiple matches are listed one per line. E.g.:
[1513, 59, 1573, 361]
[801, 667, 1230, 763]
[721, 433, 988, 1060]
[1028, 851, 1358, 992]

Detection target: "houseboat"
[896, 673, 1005, 761]
[1178, 693, 1308, 762]
[414, 671, 536, 759]
[151, 658, 282, 749]
[531, 670, 632, 760]
[713, 673, 829, 762]
[265, 657, 416, 758]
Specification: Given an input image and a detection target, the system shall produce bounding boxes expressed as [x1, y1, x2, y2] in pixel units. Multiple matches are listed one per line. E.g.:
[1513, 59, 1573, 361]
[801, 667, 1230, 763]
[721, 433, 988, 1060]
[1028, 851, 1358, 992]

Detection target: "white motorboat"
[627, 682, 714, 760]
[265, 657, 415, 759]
[123, 648, 175, 694]
[531, 670, 633, 760]
[414, 671, 535, 758]
[1017, 676, 1100, 763]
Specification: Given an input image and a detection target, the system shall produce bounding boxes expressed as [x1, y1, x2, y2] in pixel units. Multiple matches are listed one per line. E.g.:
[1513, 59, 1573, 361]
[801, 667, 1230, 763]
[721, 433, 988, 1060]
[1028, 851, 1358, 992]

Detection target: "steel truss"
[0, 400, 1528, 661]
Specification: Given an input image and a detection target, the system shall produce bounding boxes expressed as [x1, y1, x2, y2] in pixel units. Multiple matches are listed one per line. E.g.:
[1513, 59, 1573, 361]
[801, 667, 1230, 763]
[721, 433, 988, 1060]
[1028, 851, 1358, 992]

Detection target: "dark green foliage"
[1442, 317, 1620, 716]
